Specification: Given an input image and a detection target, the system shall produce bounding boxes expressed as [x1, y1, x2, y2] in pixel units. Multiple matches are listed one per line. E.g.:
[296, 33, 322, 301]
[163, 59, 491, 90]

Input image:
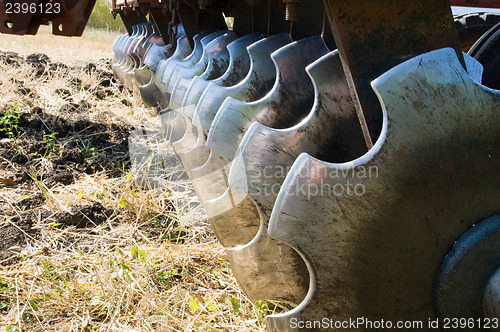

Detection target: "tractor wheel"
[454, 12, 500, 52]
[468, 21, 500, 89]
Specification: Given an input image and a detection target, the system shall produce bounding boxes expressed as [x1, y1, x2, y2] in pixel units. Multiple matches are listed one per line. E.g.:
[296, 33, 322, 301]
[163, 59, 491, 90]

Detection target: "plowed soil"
[0, 51, 135, 265]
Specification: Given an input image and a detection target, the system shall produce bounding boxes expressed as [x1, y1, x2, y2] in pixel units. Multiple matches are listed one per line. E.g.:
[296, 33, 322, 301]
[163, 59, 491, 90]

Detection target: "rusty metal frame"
[112, 0, 172, 43]
[0, 0, 97, 36]
[450, 0, 500, 9]
[323, 0, 465, 147]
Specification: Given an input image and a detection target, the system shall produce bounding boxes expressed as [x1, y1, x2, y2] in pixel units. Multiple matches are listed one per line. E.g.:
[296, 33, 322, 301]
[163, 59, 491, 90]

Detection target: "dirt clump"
[0, 51, 23, 66]
[0, 221, 35, 265]
[52, 202, 114, 228]
[0, 193, 47, 265]
[26, 53, 50, 77]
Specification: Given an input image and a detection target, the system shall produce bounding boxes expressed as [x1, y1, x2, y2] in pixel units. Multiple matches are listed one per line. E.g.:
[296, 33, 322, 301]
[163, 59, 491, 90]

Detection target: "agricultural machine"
[2, 0, 500, 330]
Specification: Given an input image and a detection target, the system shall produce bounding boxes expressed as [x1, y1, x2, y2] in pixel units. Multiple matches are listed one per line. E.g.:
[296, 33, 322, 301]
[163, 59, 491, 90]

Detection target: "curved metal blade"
[135, 44, 172, 86]
[116, 23, 152, 88]
[169, 32, 237, 111]
[168, 33, 239, 174]
[266, 49, 499, 329]
[160, 110, 187, 144]
[170, 34, 267, 189]
[117, 26, 149, 91]
[182, 137, 213, 177]
[188, 36, 331, 238]
[179, 33, 264, 119]
[164, 30, 228, 96]
[189, 150, 229, 201]
[224, 51, 367, 308]
[172, 35, 296, 224]
[211, 33, 264, 87]
[111, 33, 129, 77]
[132, 24, 170, 75]
[122, 24, 155, 92]
[185, 37, 330, 304]
[205, 187, 262, 247]
[171, 118, 200, 157]
[171, 34, 268, 185]
[112, 23, 145, 81]
[136, 24, 186, 80]
[206, 36, 330, 162]
[229, 51, 366, 215]
[172, 35, 297, 201]
[156, 30, 224, 107]
[112, 25, 141, 77]
[140, 34, 193, 108]
[192, 33, 292, 131]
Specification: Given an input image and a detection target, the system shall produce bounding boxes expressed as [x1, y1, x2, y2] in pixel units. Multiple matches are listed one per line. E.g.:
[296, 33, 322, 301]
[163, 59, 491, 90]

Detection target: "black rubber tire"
[468, 21, 500, 89]
[454, 12, 500, 52]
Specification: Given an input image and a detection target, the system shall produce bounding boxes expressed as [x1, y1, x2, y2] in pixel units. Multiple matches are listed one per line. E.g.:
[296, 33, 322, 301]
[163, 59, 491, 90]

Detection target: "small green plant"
[223, 296, 242, 314]
[43, 132, 59, 156]
[206, 298, 217, 311]
[156, 266, 187, 289]
[77, 139, 99, 160]
[118, 198, 127, 208]
[188, 297, 200, 314]
[130, 245, 147, 263]
[254, 300, 269, 321]
[82, 146, 97, 159]
[5, 324, 20, 332]
[0, 103, 23, 138]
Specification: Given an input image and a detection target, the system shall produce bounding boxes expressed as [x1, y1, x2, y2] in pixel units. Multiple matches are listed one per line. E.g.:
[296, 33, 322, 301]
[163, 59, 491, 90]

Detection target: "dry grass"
[0, 30, 281, 331]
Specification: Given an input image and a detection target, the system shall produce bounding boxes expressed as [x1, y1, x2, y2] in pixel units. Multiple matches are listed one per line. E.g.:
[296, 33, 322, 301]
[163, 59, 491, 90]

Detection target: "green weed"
[0, 103, 22, 138]
[43, 132, 59, 156]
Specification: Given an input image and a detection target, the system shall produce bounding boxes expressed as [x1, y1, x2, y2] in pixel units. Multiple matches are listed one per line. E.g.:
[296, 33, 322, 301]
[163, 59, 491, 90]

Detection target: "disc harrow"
[4, 0, 500, 329]
[109, 0, 500, 329]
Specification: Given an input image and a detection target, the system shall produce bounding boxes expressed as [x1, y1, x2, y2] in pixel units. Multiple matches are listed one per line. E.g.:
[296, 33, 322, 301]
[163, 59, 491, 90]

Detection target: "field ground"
[0, 26, 282, 331]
